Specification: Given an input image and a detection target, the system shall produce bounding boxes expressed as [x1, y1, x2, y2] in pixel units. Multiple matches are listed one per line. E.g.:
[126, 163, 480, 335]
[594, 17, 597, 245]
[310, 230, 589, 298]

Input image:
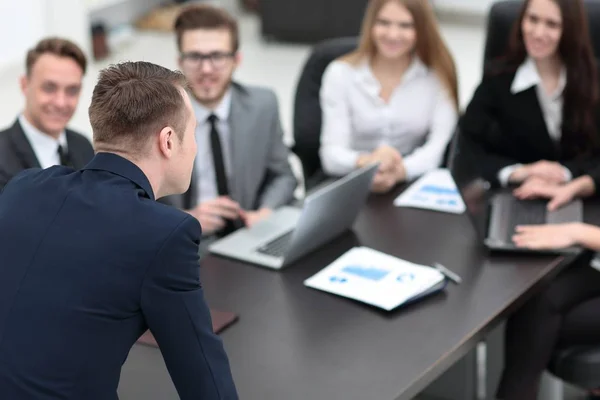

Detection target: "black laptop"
[448, 138, 582, 254]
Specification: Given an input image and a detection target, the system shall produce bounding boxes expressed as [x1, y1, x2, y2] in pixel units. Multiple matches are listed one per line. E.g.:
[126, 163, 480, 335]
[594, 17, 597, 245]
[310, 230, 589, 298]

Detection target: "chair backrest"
[483, 0, 600, 71]
[292, 37, 358, 187]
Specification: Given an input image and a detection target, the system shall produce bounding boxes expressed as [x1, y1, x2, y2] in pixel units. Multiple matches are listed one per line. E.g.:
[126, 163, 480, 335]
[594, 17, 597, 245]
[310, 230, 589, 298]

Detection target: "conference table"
[118, 185, 599, 400]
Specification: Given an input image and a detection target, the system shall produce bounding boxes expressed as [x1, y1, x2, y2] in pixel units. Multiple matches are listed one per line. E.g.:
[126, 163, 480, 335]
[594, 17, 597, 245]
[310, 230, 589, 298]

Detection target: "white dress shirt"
[19, 114, 68, 169]
[319, 57, 458, 181]
[498, 57, 569, 186]
[192, 89, 234, 206]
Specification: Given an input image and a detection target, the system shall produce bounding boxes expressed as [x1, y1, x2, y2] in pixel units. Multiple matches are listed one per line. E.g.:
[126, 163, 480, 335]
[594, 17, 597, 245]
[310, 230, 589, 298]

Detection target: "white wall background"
[433, 0, 497, 15]
[0, 0, 166, 71]
[0, 0, 48, 71]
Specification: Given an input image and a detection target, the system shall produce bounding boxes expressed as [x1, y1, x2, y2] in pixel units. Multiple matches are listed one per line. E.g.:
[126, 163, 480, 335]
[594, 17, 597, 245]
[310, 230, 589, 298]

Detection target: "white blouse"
[319, 57, 458, 180]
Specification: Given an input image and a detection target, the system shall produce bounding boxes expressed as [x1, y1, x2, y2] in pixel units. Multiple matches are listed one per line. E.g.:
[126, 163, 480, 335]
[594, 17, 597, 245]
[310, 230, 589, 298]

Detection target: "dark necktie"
[208, 114, 229, 196]
[57, 144, 73, 167]
[208, 114, 237, 236]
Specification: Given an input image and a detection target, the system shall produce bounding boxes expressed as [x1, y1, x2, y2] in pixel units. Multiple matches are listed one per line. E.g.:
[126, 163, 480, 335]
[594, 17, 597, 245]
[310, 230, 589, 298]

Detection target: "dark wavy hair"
[500, 0, 599, 157]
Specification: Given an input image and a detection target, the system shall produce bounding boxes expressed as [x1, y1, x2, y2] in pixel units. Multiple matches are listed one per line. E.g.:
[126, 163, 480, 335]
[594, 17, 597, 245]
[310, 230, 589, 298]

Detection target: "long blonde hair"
[342, 0, 459, 109]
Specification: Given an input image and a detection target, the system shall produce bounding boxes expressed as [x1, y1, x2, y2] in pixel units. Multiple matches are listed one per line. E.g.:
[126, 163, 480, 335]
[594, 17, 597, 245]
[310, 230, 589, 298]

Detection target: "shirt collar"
[355, 56, 428, 98]
[82, 152, 155, 200]
[356, 55, 428, 85]
[18, 113, 67, 149]
[511, 57, 567, 98]
[190, 88, 232, 124]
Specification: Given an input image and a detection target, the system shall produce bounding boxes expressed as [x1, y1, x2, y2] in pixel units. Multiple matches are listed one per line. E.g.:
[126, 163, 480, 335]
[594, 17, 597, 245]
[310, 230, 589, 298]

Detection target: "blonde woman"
[319, 0, 459, 193]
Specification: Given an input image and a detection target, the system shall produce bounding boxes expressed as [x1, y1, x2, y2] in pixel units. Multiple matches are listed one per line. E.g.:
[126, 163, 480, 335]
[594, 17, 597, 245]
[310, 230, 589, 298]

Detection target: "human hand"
[187, 196, 241, 234]
[239, 208, 273, 228]
[512, 223, 581, 250]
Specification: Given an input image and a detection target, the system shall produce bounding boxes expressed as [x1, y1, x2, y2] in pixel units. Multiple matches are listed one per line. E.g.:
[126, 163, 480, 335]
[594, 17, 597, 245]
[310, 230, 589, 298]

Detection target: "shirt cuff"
[402, 158, 420, 182]
[322, 150, 362, 176]
[562, 166, 573, 182]
[498, 164, 523, 187]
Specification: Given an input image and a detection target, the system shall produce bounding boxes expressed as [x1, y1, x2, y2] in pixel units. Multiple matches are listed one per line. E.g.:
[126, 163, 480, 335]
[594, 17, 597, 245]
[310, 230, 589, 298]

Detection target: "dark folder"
[136, 309, 238, 348]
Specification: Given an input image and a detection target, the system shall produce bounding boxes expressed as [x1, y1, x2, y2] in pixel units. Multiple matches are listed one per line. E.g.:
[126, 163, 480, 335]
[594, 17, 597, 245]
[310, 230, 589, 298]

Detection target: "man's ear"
[19, 75, 28, 96]
[158, 126, 175, 158]
[233, 51, 242, 68]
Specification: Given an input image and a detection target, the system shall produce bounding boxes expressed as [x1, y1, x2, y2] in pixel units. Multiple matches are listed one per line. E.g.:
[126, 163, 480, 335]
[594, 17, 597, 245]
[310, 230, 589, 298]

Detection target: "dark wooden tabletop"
[119, 187, 597, 400]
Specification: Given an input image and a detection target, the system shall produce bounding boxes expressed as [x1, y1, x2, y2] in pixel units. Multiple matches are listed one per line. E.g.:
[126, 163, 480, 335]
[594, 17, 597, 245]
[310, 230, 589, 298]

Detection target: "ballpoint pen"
[433, 262, 462, 285]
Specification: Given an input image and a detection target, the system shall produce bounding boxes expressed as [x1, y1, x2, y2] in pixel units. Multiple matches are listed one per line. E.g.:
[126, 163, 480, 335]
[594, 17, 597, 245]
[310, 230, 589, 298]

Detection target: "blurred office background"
[0, 1, 586, 398]
[0, 0, 495, 146]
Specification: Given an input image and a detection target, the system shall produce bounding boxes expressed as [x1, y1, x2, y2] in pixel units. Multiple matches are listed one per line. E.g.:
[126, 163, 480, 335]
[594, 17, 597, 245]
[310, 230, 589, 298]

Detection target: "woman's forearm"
[572, 223, 600, 251]
[568, 175, 596, 198]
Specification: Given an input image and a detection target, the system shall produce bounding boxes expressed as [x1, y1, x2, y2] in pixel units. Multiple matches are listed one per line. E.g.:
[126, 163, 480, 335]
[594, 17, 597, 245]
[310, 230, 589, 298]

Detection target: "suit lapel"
[514, 88, 559, 158]
[8, 120, 41, 169]
[228, 84, 252, 208]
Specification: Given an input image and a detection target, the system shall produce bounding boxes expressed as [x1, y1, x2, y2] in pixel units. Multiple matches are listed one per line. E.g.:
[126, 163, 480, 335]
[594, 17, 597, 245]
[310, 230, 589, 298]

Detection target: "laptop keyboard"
[257, 231, 294, 258]
[510, 199, 547, 228]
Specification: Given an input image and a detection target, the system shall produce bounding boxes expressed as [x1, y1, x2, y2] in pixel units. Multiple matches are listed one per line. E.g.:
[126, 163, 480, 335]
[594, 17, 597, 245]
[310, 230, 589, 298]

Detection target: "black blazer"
[0, 119, 95, 190]
[459, 68, 600, 187]
[0, 153, 238, 399]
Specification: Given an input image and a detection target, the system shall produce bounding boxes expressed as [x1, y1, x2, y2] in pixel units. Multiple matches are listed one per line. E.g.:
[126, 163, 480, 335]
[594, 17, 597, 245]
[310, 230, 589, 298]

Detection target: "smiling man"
[163, 5, 297, 241]
[0, 37, 94, 191]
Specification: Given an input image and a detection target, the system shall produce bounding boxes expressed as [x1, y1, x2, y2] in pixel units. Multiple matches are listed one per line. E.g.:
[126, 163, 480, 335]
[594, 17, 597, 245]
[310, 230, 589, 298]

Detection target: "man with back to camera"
[162, 4, 297, 239]
[0, 61, 238, 399]
[0, 37, 94, 190]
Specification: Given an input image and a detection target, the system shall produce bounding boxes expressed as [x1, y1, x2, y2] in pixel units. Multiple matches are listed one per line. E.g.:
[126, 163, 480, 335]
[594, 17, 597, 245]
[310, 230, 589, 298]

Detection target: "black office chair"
[292, 37, 358, 191]
[484, 1, 600, 394]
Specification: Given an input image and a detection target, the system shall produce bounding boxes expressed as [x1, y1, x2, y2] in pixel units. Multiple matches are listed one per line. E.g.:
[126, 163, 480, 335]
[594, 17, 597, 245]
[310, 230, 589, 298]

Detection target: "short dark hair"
[26, 37, 87, 75]
[89, 61, 189, 154]
[174, 4, 239, 52]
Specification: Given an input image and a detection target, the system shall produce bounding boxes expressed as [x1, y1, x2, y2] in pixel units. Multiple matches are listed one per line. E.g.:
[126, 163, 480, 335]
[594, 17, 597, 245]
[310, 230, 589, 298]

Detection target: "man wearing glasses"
[166, 4, 297, 240]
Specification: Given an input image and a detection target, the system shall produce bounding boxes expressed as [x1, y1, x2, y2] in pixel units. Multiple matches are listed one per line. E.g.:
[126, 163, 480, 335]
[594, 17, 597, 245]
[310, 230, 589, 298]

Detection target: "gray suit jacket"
[163, 82, 297, 210]
[0, 119, 94, 191]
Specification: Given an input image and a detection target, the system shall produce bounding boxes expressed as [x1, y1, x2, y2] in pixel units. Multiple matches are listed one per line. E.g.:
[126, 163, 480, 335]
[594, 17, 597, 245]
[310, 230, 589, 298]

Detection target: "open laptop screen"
[448, 132, 491, 243]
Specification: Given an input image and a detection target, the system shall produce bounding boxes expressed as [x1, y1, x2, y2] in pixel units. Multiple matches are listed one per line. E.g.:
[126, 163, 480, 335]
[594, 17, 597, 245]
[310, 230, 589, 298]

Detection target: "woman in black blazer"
[461, 1, 600, 399]
[460, 0, 600, 190]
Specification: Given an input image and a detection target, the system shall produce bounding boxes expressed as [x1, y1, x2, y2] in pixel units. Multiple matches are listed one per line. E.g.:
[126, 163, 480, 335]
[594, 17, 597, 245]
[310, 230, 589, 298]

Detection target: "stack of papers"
[394, 168, 465, 214]
[304, 247, 447, 311]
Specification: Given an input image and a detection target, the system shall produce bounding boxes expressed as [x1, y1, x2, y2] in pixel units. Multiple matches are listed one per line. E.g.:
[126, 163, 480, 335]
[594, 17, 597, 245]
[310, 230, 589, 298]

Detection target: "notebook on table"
[304, 247, 448, 311]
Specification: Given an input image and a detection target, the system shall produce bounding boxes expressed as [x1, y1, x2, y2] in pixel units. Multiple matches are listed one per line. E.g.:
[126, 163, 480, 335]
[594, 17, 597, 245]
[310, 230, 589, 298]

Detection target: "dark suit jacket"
[459, 68, 600, 187]
[163, 82, 297, 211]
[0, 153, 238, 400]
[0, 119, 95, 190]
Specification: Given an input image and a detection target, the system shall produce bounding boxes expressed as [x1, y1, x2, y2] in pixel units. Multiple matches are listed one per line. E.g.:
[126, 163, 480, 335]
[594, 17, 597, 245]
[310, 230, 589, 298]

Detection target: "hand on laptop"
[514, 176, 586, 211]
[187, 196, 241, 234]
[510, 160, 568, 184]
[240, 208, 272, 228]
[513, 177, 574, 210]
[512, 223, 580, 250]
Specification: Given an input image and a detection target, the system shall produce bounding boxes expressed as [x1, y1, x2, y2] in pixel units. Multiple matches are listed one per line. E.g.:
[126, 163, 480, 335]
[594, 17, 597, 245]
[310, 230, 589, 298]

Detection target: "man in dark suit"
[0, 37, 94, 190]
[0, 61, 238, 399]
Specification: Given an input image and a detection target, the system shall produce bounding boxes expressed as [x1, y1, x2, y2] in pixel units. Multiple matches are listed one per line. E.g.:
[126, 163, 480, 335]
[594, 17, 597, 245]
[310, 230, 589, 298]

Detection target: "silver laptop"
[449, 140, 582, 254]
[208, 163, 379, 269]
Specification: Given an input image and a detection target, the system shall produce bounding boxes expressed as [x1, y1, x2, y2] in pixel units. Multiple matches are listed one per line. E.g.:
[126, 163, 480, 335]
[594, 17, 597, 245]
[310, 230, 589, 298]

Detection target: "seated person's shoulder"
[66, 128, 94, 149]
[239, 83, 278, 107]
[1, 165, 67, 194]
[481, 60, 519, 87]
[323, 59, 354, 81]
[0, 129, 12, 155]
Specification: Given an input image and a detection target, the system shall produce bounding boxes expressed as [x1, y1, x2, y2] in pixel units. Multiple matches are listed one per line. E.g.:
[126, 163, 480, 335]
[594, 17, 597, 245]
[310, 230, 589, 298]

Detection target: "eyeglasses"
[180, 51, 235, 70]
